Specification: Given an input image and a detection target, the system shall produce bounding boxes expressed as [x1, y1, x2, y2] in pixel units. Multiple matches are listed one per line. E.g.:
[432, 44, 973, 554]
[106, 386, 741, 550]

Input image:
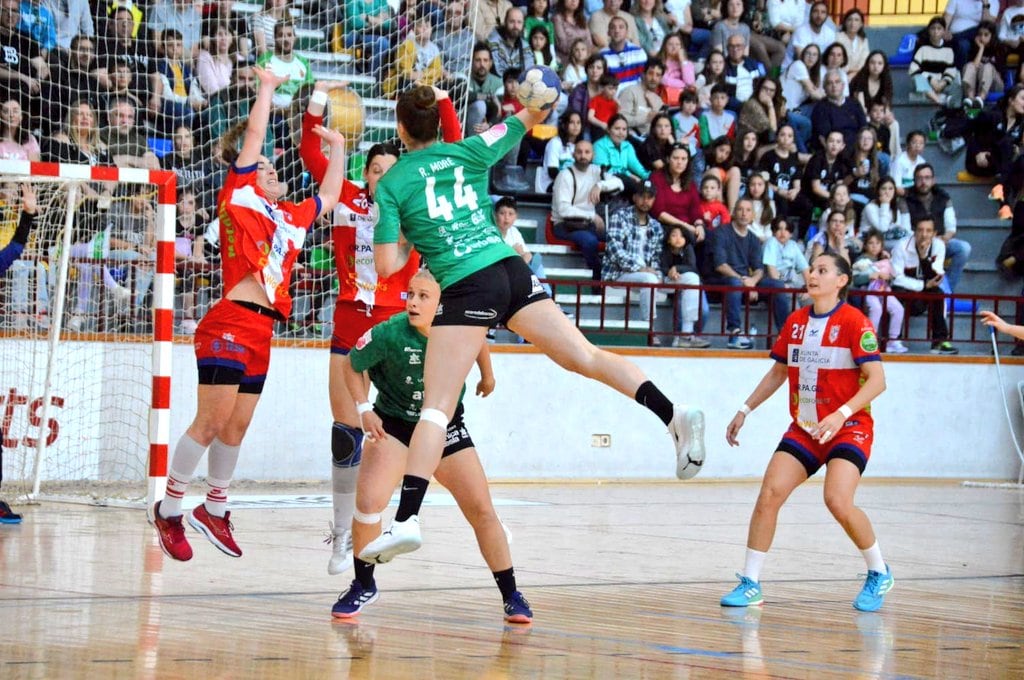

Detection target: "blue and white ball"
[516, 66, 561, 112]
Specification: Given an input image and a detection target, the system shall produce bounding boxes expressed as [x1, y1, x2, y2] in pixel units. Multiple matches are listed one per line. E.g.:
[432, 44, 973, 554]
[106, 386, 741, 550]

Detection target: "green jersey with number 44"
[374, 116, 527, 289]
[349, 312, 467, 422]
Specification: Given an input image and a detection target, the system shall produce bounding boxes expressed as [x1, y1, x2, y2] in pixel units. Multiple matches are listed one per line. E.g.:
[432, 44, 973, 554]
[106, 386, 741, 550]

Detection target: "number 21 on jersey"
[425, 166, 479, 221]
[791, 324, 805, 340]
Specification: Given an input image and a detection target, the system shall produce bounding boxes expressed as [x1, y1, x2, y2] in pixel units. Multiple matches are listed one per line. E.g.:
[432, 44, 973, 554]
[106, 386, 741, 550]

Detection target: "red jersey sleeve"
[438, 96, 462, 143]
[300, 111, 329, 184]
[282, 195, 323, 230]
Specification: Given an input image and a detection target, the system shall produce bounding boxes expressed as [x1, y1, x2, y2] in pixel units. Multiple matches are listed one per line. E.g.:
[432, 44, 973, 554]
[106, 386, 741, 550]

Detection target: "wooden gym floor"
[0, 481, 1021, 679]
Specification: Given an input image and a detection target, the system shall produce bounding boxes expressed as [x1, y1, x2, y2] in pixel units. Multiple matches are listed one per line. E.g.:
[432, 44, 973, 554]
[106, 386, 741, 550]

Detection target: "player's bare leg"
[824, 458, 893, 611]
[722, 452, 806, 607]
[359, 325, 488, 564]
[333, 436, 406, 618]
[436, 449, 532, 623]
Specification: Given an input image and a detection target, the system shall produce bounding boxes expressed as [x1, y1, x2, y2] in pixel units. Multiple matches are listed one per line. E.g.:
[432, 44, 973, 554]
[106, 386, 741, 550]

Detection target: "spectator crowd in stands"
[0, 0, 1021, 353]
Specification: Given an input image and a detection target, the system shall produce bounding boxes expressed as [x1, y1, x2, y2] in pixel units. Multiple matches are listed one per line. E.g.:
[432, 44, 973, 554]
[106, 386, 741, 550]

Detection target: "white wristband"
[738, 404, 751, 416]
[356, 402, 373, 415]
[310, 90, 329, 106]
[838, 405, 853, 419]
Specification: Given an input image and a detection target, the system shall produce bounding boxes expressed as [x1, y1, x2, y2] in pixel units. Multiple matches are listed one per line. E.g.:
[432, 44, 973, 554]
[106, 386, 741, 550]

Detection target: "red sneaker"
[188, 504, 242, 557]
[149, 501, 193, 561]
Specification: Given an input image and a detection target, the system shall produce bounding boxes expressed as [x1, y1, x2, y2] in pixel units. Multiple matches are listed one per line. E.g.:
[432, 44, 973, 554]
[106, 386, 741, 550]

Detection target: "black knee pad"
[331, 422, 364, 468]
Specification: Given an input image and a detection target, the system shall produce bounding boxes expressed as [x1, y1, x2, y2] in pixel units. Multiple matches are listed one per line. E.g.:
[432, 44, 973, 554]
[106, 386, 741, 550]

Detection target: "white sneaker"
[181, 318, 198, 335]
[885, 340, 908, 354]
[66, 315, 85, 332]
[357, 516, 421, 564]
[669, 406, 706, 480]
[326, 523, 354, 575]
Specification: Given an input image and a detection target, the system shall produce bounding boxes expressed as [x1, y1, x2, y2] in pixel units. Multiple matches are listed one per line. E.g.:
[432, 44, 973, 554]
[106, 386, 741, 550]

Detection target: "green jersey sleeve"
[456, 116, 527, 173]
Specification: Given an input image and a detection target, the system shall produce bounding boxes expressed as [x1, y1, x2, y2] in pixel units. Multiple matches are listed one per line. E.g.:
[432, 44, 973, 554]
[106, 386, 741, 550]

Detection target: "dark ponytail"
[396, 86, 440, 144]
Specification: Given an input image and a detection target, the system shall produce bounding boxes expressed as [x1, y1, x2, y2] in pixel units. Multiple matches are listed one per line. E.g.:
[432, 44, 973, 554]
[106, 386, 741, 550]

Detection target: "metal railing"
[547, 278, 1021, 354]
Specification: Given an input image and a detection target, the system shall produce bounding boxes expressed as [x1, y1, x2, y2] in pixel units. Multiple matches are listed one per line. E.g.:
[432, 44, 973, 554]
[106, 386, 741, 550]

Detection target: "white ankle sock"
[160, 434, 208, 517]
[861, 542, 886, 573]
[743, 548, 767, 583]
[204, 439, 240, 517]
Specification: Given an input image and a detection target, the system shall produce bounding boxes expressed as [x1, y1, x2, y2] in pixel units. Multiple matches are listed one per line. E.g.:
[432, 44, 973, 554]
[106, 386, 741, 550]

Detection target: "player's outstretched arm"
[981, 310, 1024, 341]
[238, 66, 289, 168]
[726, 362, 788, 447]
[312, 126, 347, 217]
[339, 355, 386, 441]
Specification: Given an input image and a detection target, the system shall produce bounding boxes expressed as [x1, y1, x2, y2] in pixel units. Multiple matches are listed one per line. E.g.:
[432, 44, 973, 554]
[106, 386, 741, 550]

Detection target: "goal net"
[0, 161, 175, 507]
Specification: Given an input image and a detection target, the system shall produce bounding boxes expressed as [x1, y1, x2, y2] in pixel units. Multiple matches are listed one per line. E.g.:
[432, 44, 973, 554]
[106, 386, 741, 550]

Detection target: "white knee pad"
[419, 407, 448, 430]
[353, 508, 382, 524]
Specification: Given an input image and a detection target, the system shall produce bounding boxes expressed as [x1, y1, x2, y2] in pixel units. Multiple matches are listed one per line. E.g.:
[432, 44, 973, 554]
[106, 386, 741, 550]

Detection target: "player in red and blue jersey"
[721, 252, 894, 612]
[150, 66, 348, 563]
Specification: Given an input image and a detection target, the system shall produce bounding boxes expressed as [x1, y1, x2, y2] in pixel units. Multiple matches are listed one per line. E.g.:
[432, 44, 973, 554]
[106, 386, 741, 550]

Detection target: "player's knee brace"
[419, 408, 448, 431]
[352, 508, 382, 524]
[331, 422, 364, 469]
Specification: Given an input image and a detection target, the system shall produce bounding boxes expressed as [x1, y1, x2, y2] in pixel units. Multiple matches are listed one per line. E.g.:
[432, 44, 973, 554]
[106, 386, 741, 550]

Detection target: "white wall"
[169, 345, 1024, 481]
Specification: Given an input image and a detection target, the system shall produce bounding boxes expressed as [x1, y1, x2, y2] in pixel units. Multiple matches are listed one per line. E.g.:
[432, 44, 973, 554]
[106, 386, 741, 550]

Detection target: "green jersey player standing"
[363, 80, 708, 566]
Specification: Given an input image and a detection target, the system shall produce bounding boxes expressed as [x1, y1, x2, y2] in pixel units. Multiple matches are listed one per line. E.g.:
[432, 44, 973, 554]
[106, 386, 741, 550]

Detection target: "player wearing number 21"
[722, 253, 893, 612]
[360, 72, 706, 566]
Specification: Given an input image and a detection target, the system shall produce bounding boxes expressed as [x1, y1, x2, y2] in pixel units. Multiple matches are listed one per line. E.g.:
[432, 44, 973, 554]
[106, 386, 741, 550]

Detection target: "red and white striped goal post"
[0, 160, 176, 505]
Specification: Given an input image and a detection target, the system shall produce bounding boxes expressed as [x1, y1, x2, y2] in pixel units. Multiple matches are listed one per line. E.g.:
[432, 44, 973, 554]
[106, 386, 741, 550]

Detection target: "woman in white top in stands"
[835, 8, 869, 75]
[537, 110, 582, 193]
[861, 177, 911, 251]
[0, 99, 39, 161]
[781, 42, 823, 112]
[196, 22, 235, 97]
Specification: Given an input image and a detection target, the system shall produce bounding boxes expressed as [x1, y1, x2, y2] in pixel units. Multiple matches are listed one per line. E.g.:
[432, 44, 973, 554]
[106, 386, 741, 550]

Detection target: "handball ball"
[516, 66, 561, 112]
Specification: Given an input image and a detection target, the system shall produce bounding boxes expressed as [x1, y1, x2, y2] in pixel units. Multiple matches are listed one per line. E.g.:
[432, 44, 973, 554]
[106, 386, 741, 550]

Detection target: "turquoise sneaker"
[853, 565, 894, 612]
[721, 574, 764, 607]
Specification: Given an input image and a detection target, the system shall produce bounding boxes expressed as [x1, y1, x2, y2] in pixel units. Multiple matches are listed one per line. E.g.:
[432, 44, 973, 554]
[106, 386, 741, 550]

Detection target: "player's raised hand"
[312, 124, 346, 147]
[726, 412, 745, 447]
[431, 86, 449, 101]
[20, 183, 37, 215]
[253, 65, 290, 89]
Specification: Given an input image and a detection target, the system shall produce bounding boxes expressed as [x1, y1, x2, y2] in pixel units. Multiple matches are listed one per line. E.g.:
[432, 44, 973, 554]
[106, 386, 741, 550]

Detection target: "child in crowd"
[660, 224, 710, 348]
[853, 229, 908, 353]
[562, 39, 590, 91]
[698, 83, 735, 147]
[962, 20, 1004, 108]
[672, 89, 701, 158]
[699, 174, 730, 231]
[892, 130, 926, 196]
[819, 183, 857, 237]
[587, 73, 620, 140]
[494, 196, 551, 296]
[762, 217, 809, 291]
[909, 16, 961, 107]
[530, 26, 559, 70]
